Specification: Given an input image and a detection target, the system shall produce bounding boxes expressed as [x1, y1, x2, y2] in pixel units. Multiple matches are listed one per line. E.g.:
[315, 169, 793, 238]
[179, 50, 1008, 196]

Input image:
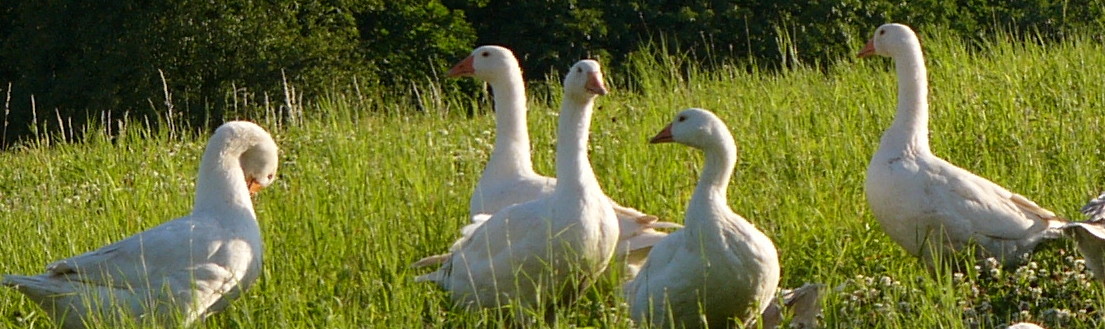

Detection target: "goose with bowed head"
[2, 121, 279, 329]
[859, 23, 1065, 267]
[625, 108, 780, 328]
[416, 59, 620, 321]
[411, 45, 679, 275]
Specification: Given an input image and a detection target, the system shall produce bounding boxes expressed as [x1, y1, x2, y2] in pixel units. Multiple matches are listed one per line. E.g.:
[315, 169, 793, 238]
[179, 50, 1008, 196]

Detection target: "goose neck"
[687, 139, 737, 224]
[554, 97, 600, 193]
[486, 72, 534, 175]
[883, 49, 931, 154]
[192, 138, 256, 217]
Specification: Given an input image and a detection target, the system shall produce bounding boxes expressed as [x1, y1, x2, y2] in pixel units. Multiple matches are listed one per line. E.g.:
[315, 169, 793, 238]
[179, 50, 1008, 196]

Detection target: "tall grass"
[1, 31, 1104, 328]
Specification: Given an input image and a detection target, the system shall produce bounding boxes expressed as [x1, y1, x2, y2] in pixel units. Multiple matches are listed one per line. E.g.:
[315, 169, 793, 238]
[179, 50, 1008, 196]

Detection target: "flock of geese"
[1, 23, 1102, 329]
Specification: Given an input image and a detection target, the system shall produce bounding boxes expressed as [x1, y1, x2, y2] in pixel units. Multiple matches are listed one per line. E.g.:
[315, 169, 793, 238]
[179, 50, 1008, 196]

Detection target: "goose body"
[427, 45, 677, 274]
[626, 108, 780, 328]
[3, 121, 279, 329]
[418, 60, 619, 318]
[860, 23, 1063, 266]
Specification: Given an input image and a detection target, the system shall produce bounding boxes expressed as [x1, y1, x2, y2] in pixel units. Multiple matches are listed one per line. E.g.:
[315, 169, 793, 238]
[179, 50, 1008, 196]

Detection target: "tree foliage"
[0, 0, 1101, 145]
[451, 0, 1104, 79]
[0, 0, 473, 144]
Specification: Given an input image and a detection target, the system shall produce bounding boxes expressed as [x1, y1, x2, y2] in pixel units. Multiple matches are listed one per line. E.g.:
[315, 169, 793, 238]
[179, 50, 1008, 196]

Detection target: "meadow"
[1, 31, 1104, 328]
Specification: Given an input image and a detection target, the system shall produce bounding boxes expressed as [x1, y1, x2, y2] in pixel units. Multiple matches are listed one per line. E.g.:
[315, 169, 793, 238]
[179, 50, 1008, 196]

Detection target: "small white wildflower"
[1029, 286, 1043, 298]
[879, 276, 893, 287]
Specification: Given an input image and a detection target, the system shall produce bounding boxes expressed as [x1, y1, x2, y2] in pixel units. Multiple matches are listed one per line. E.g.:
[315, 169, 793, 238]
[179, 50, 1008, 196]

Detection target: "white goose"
[417, 45, 677, 273]
[3, 121, 279, 329]
[1062, 192, 1105, 282]
[626, 108, 780, 328]
[860, 23, 1064, 267]
[417, 59, 619, 320]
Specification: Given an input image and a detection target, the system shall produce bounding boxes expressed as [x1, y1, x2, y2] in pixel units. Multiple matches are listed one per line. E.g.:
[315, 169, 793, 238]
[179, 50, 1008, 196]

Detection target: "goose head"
[447, 45, 521, 82]
[649, 108, 729, 150]
[240, 139, 278, 195]
[215, 121, 279, 196]
[857, 23, 920, 59]
[562, 59, 608, 103]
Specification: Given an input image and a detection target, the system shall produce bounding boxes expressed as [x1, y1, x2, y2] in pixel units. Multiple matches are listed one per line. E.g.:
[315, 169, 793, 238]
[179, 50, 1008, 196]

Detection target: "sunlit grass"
[1, 31, 1103, 328]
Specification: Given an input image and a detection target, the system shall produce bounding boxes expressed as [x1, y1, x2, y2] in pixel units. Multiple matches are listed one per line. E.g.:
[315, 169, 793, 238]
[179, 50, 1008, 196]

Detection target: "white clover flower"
[1074, 259, 1087, 272]
[879, 276, 893, 287]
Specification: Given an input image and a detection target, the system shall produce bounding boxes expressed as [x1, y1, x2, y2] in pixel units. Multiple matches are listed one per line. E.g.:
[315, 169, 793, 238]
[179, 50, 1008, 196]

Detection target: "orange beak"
[857, 39, 876, 58]
[247, 177, 263, 196]
[447, 55, 476, 77]
[585, 72, 608, 95]
[649, 124, 674, 144]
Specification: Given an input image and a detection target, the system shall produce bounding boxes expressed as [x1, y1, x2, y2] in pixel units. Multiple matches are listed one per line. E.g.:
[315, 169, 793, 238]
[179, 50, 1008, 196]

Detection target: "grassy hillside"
[1, 31, 1103, 328]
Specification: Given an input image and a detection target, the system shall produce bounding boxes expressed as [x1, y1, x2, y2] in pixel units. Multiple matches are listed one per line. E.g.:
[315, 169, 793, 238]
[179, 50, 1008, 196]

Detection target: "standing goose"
[1062, 192, 1105, 282]
[626, 108, 780, 328]
[417, 60, 620, 321]
[419, 45, 678, 273]
[3, 121, 279, 329]
[860, 23, 1064, 267]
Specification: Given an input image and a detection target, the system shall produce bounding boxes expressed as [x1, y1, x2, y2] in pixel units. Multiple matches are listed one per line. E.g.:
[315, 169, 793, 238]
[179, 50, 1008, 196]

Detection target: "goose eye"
[481, 51, 489, 57]
[267, 174, 274, 180]
[677, 116, 686, 122]
[879, 29, 886, 36]
[576, 68, 582, 73]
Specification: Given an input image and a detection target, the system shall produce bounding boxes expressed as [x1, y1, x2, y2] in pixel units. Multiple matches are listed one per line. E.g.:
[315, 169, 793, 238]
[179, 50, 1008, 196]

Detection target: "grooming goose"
[2, 121, 279, 329]
[417, 60, 619, 321]
[1062, 192, 1105, 282]
[860, 23, 1064, 267]
[415, 45, 677, 273]
[626, 108, 780, 328]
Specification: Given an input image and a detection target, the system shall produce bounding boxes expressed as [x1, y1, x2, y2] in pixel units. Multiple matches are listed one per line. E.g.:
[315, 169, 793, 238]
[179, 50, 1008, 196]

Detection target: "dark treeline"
[0, 0, 1101, 147]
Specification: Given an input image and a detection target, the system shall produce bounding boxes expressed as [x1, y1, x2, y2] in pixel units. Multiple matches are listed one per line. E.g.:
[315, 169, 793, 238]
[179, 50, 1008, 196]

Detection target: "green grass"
[1, 31, 1104, 328]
